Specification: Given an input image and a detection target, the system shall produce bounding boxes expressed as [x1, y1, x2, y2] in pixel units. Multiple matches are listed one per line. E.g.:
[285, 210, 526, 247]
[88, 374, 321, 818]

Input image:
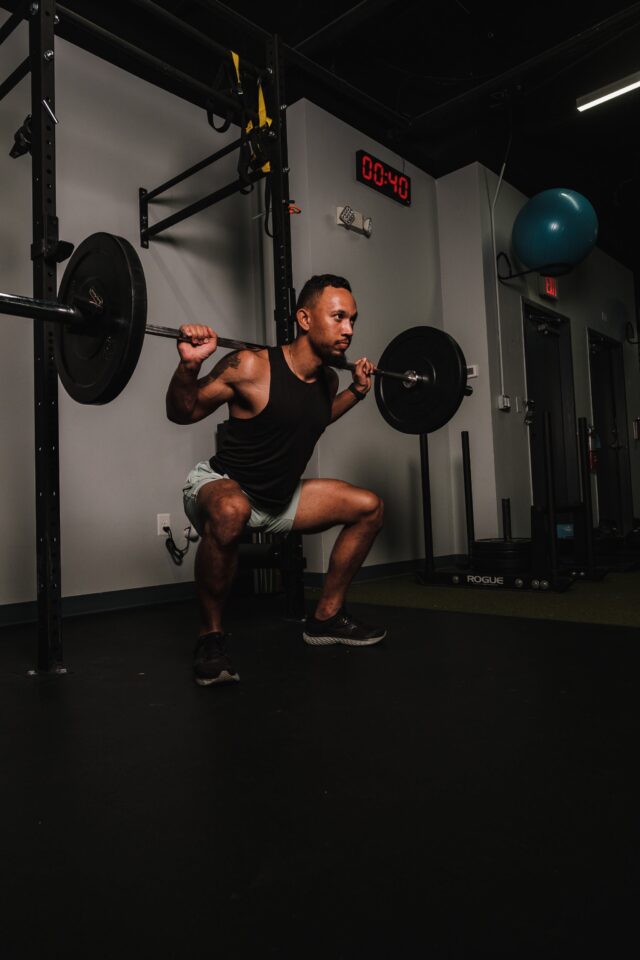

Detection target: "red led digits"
[355, 149, 411, 205]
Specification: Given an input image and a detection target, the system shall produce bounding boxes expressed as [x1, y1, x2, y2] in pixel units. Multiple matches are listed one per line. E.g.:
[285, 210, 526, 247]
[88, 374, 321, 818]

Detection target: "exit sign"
[539, 275, 558, 300]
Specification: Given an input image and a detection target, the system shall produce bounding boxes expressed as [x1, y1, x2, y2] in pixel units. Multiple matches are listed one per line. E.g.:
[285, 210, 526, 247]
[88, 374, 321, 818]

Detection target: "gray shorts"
[183, 460, 302, 536]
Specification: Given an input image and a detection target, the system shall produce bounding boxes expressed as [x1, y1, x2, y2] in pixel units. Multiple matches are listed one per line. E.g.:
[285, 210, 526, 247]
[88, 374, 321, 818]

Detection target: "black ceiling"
[3, 0, 640, 270]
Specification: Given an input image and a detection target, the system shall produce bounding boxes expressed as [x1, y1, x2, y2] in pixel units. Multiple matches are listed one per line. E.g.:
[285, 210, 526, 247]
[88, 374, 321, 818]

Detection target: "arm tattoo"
[203, 351, 241, 384]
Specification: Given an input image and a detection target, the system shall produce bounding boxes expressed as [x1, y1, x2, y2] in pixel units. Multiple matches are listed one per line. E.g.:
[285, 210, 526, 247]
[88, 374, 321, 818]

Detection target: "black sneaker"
[303, 608, 386, 646]
[193, 632, 240, 685]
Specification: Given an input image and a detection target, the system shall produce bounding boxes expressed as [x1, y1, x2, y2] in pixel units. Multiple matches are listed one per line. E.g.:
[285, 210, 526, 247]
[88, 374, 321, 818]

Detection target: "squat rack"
[0, 0, 303, 672]
[1, 1, 64, 673]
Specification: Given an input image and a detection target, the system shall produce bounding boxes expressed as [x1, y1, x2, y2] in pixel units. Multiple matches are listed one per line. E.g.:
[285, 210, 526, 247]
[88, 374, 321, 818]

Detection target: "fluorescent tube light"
[577, 69, 640, 111]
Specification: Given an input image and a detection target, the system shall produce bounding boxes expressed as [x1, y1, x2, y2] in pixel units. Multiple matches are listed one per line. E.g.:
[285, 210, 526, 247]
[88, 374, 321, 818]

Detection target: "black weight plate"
[55, 233, 147, 404]
[471, 538, 532, 556]
[374, 326, 467, 434]
[471, 538, 532, 574]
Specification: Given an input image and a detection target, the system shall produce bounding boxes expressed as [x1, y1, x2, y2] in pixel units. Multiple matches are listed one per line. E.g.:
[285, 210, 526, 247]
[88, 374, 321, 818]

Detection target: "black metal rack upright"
[0, 1, 67, 671]
[30, 0, 67, 673]
[265, 36, 296, 346]
[265, 35, 304, 618]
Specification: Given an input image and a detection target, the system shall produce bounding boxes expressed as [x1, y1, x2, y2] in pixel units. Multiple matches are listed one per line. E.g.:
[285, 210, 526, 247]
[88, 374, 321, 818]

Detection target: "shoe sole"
[302, 632, 386, 647]
[195, 670, 240, 686]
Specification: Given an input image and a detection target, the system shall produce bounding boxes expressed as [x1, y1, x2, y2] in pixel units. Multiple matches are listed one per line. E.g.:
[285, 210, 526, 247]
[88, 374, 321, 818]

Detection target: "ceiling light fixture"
[577, 69, 640, 112]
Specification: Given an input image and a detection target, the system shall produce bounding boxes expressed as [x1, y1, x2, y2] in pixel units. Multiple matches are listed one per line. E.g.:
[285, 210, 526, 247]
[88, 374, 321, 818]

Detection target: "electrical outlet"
[157, 513, 171, 536]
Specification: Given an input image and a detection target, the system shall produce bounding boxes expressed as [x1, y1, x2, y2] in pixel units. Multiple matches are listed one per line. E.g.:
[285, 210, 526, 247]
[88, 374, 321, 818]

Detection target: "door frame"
[586, 326, 635, 535]
[521, 297, 580, 510]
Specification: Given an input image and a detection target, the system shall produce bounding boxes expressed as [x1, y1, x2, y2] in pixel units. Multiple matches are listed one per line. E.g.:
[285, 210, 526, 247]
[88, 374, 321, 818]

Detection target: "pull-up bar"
[122, 0, 264, 79]
[56, 5, 260, 126]
[0, 0, 31, 47]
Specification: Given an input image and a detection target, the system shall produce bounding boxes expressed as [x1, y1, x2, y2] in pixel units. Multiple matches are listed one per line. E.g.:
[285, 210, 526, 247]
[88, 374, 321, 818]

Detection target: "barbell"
[0, 232, 471, 433]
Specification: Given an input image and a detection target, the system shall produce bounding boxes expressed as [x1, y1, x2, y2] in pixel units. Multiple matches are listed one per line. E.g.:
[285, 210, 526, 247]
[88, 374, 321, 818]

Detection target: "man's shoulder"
[237, 346, 269, 366]
[218, 347, 268, 379]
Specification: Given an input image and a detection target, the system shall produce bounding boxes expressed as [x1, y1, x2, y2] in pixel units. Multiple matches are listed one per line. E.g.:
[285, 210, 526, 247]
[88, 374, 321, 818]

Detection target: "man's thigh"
[292, 479, 379, 534]
[197, 478, 250, 511]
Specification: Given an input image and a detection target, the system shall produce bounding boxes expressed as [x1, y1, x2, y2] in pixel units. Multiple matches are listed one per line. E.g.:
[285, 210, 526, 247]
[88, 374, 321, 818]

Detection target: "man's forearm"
[166, 360, 201, 423]
[330, 387, 368, 423]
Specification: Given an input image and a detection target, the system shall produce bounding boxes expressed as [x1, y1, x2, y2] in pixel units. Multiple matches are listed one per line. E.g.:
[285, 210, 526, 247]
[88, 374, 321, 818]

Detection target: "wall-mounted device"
[538, 275, 559, 300]
[355, 150, 411, 206]
[337, 205, 373, 237]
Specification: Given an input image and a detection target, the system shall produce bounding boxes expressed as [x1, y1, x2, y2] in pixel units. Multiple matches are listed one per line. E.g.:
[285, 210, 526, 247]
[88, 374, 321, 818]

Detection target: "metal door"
[523, 301, 580, 510]
[588, 330, 634, 536]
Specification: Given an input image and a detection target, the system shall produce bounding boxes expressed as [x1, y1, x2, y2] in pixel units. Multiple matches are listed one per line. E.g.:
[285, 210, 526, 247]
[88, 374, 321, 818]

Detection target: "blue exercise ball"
[511, 188, 598, 276]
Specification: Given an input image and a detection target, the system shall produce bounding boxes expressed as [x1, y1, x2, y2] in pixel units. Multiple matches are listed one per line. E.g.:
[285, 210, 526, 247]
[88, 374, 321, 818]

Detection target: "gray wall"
[436, 165, 499, 548]
[0, 32, 264, 604]
[287, 100, 447, 573]
[486, 163, 640, 528]
[437, 161, 639, 551]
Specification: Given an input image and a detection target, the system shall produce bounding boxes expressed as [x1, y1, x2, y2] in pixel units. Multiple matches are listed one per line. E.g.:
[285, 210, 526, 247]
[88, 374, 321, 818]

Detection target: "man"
[166, 275, 385, 686]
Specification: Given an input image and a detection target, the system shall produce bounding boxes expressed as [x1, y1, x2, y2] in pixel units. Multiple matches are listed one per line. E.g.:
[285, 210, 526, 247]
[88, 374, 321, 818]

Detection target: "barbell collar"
[339, 360, 430, 386]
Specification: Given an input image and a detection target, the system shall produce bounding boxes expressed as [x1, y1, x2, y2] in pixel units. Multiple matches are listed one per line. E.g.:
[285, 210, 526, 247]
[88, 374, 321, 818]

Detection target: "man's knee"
[359, 489, 384, 529]
[200, 491, 251, 544]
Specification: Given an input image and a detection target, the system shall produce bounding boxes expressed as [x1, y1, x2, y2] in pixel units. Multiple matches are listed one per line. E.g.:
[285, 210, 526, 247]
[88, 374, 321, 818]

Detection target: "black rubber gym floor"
[2, 598, 638, 958]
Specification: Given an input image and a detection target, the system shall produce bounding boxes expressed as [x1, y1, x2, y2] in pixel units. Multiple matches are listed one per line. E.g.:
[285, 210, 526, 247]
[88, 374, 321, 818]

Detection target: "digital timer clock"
[355, 150, 411, 206]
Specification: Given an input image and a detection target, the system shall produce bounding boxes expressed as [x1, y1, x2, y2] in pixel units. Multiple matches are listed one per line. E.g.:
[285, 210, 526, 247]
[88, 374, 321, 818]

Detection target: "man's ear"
[296, 307, 310, 332]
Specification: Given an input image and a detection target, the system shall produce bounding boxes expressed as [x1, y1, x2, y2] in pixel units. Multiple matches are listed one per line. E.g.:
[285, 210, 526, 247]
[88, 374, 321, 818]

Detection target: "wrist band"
[348, 383, 367, 401]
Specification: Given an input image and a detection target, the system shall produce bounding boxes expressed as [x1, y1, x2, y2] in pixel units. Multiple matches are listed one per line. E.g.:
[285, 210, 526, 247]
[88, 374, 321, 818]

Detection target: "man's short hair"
[296, 275, 352, 311]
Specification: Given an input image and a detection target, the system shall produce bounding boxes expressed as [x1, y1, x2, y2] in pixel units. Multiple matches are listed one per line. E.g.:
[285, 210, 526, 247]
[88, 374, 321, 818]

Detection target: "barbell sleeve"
[0, 291, 83, 324]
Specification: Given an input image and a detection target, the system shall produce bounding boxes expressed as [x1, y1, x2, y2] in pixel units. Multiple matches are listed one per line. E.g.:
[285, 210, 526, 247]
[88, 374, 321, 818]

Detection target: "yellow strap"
[243, 82, 272, 172]
[258, 83, 270, 128]
[256, 83, 271, 172]
[233, 50, 272, 173]
[231, 51, 241, 85]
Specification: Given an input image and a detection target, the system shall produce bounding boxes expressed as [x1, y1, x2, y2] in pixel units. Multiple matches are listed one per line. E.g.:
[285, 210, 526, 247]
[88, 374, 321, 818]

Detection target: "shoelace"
[198, 633, 228, 658]
[337, 609, 364, 629]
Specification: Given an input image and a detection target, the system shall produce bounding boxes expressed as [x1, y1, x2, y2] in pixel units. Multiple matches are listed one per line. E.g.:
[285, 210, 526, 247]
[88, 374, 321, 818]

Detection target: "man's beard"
[315, 340, 350, 366]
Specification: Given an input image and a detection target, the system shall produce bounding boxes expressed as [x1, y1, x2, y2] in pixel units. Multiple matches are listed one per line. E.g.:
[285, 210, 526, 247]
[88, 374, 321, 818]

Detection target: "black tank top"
[210, 346, 333, 509]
